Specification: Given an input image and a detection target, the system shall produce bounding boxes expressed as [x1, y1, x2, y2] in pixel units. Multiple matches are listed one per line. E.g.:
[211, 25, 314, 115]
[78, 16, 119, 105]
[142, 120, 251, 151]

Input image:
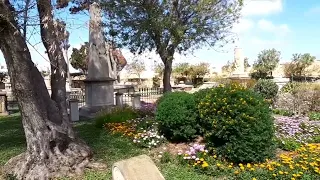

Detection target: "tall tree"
[222, 60, 236, 75]
[125, 58, 146, 83]
[244, 57, 250, 69]
[284, 53, 316, 77]
[189, 62, 210, 79]
[101, 0, 243, 92]
[70, 41, 127, 75]
[70, 42, 89, 74]
[0, 0, 91, 179]
[173, 62, 191, 77]
[250, 48, 281, 79]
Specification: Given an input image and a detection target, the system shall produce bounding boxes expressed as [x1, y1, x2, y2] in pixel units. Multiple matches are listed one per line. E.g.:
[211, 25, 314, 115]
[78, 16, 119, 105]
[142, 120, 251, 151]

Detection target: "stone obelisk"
[230, 46, 249, 79]
[80, 2, 116, 118]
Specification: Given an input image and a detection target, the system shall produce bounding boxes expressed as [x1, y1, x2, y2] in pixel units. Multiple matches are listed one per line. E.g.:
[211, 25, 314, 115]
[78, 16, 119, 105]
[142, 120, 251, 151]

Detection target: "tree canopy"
[100, 0, 243, 92]
[70, 42, 89, 74]
[251, 48, 281, 79]
[125, 58, 146, 80]
[284, 53, 316, 77]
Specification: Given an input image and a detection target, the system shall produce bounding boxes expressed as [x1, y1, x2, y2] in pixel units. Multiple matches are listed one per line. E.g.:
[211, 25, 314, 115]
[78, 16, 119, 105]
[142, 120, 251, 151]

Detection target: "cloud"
[242, 0, 283, 16]
[232, 18, 254, 33]
[251, 37, 282, 46]
[257, 19, 290, 36]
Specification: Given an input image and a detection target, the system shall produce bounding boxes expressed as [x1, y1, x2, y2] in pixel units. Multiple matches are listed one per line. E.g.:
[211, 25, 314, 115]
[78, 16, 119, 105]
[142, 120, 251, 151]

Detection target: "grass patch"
[0, 115, 210, 179]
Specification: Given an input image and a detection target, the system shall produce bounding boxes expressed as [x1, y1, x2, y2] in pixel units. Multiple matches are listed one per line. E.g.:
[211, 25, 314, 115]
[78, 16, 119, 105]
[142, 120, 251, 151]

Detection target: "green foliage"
[194, 88, 212, 105]
[156, 92, 199, 142]
[198, 84, 275, 163]
[95, 106, 138, 128]
[70, 42, 89, 74]
[102, 1, 243, 55]
[152, 76, 161, 88]
[253, 79, 279, 100]
[251, 48, 281, 79]
[284, 53, 316, 77]
[173, 62, 210, 86]
[280, 82, 300, 93]
[308, 112, 320, 121]
[272, 109, 294, 116]
[277, 138, 301, 151]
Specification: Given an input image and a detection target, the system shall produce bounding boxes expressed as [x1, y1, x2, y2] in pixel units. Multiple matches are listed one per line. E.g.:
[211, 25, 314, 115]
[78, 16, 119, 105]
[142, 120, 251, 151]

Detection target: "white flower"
[178, 152, 182, 155]
[143, 130, 147, 133]
[163, 147, 167, 150]
[133, 140, 137, 143]
[195, 158, 199, 161]
[192, 156, 196, 159]
[137, 140, 140, 143]
[159, 151, 163, 154]
[156, 135, 160, 139]
[158, 155, 162, 158]
[205, 150, 208, 153]
[183, 156, 187, 159]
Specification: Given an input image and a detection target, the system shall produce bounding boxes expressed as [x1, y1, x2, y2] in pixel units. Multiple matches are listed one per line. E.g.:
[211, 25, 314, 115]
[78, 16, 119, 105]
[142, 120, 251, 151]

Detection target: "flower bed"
[275, 116, 320, 150]
[177, 143, 320, 179]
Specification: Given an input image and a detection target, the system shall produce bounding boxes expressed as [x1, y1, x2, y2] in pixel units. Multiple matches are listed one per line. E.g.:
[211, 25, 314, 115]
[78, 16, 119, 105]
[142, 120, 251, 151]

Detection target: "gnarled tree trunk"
[0, 1, 91, 179]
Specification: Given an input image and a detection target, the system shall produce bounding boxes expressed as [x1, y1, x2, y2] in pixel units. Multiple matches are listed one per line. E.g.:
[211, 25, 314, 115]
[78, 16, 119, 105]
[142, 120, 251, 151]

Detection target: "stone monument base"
[79, 78, 115, 119]
[229, 73, 251, 80]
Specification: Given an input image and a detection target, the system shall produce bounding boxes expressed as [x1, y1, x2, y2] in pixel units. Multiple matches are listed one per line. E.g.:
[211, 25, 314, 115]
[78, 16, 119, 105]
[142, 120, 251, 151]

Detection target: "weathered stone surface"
[112, 154, 165, 180]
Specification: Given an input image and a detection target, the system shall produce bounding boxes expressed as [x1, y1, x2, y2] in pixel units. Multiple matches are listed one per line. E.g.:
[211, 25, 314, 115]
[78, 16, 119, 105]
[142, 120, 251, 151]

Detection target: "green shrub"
[277, 138, 302, 151]
[309, 112, 320, 121]
[194, 88, 212, 104]
[272, 108, 294, 116]
[198, 84, 275, 163]
[95, 106, 138, 128]
[156, 92, 199, 142]
[253, 79, 278, 100]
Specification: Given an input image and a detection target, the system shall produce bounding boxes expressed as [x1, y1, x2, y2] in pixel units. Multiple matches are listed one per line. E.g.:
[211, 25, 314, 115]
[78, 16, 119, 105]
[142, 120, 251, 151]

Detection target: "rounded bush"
[253, 79, 278, 100]
[198, 84, 275, 163]
[156, 92, 199, 142]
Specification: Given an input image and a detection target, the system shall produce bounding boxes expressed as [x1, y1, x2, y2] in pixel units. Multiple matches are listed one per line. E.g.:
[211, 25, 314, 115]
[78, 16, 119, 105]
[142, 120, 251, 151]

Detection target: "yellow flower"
[216, 163, 221, 167]
[250, 168, 255, 171]
[234, 170, 239, 175]
[252, 178, 257, 180]
[247, 163, 252, 168]
[213, 155, 217, 158]
[200, 158, 204, 161]
[291, 178, 295, 180]
[279, 171, 284, 175]
[240, 166, 245, 170]
[202, 162, 209, 168]
[228, 165, 233, 168]
[272, 174, 277, 177]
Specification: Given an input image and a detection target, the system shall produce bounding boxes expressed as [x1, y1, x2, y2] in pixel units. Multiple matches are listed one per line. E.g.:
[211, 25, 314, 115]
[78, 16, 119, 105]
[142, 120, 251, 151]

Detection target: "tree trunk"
[0, 1, 91, 179]
[162, 59, 173, 93]
[37, 0, 70, 131]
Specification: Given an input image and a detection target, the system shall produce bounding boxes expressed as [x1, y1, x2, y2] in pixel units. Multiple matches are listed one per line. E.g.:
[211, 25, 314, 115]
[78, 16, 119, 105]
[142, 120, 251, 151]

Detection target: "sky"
[1, 0, 320, 73]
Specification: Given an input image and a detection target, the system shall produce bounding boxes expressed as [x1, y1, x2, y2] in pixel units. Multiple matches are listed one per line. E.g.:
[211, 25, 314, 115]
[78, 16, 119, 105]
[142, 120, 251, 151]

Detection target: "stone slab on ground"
[112, 154, 165, 180]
